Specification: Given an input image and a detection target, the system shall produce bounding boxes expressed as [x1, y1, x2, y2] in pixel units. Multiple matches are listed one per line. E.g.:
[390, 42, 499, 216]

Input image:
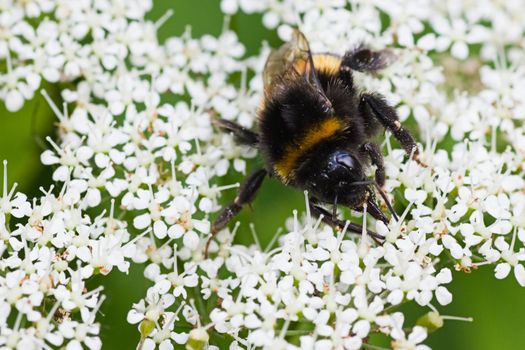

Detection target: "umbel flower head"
[1, 0, 525, 349]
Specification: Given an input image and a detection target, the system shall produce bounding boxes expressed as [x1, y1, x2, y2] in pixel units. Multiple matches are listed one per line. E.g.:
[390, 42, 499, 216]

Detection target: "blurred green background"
[1, 1, 524, 349]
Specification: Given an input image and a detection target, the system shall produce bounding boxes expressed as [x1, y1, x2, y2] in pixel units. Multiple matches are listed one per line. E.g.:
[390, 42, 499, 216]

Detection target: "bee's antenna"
[373, 182, 399, 222]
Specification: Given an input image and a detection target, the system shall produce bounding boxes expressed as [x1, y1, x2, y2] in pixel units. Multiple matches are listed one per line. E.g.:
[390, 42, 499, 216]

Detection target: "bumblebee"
[206, 30, 421, 253]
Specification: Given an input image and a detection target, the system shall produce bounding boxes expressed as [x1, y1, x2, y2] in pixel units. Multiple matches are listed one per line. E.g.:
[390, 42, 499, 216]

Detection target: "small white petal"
[436, 286, 453, 305]
[133, 214, 151, 229]
[352, 320, 370, 338]
[127, 309, 144, 324]
[495, 263, 511, 279]
[168, 224, 185, 239]
[6, 90, 25, 112]
[183, 231, 200, 250]
[408, 326, 428, 344]
[451, 41, 468, 60]
[153, 220, 168, 239]
[514, 264, 525, 287]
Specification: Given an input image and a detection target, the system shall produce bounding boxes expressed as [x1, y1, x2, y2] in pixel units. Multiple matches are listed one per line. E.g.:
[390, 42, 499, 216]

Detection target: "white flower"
[3, 0, 525, 349]
[0, 162, 31, 218]
[127, 288, 175, 325]
[493, 230, 525, 286]
[390, 312, 431, 350]
[429, 16, 487, 59]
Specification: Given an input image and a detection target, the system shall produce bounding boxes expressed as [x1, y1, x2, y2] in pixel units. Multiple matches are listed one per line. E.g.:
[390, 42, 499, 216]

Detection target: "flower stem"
[285, 330, 311, 336]
[362, 344, 391, 350]
[193, 287, 209, 324]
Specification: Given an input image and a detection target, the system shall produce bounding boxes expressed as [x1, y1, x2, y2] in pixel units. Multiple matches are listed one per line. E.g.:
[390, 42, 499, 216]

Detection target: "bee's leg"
[205, 169, 267, 256]
[309, 197, 384, 241]
[341, 45, 396, 73]
[361, 142, 385, 187]
[332, 193, 339, 222]
[213, 118, 259, 146]
[360, 93, 424, 165]
[361, 144, 400, 222]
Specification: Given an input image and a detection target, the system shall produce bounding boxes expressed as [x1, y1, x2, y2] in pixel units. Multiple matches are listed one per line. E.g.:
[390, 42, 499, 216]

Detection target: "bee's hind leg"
[205, 168, 267, 256]
[213, 119, 259, 147]
[341, 45, 396, 73]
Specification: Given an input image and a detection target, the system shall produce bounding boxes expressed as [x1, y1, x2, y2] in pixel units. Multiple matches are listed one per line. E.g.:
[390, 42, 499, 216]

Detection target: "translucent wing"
[263, 29, 334, 114]
[263, 29, 311, 90]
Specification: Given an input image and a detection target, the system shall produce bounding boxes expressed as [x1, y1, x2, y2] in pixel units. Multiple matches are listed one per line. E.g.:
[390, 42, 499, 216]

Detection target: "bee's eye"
[335, 152, 356, 170]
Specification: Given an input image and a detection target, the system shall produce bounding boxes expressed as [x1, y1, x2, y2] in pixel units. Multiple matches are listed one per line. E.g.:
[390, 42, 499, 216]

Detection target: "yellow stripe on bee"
[293, 54, 342, 76]
[275, 117, 344, 182]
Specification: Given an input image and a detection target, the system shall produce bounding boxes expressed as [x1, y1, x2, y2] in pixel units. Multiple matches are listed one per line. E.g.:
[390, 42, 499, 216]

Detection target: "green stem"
[382, 299, 409, 314]
[193, 287, 209, 324]
[285, 330, 311, 336]
[206, 293, 218, 317]
[362, 343, 391, 350]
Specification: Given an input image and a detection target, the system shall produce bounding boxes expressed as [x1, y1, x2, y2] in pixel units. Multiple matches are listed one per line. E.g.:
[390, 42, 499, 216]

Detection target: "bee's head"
[297, 148, 367, 205]
[326, 150, 364, 182]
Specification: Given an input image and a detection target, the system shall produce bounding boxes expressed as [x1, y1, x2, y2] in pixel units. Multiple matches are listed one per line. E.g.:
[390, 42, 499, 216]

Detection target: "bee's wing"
[263, 29, 311, 90]
[263, 29, 334, 114]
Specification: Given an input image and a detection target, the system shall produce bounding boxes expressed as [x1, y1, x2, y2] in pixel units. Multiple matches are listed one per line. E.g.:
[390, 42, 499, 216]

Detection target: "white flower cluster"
[0, 159, 130, 349]
[207, 207, 452, 349]
[0, 0, 155, 112]
[1, 0, 525, 349]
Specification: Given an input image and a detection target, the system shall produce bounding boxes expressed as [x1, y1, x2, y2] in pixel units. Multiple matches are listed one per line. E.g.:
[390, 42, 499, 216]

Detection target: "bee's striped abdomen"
[274, 117, 345, 182]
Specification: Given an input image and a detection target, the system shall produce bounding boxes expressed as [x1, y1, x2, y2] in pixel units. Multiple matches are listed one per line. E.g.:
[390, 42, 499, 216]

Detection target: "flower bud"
[186, 328, 209, 350]
[416, 311, 443, 333]
[139, 319, 155, 338]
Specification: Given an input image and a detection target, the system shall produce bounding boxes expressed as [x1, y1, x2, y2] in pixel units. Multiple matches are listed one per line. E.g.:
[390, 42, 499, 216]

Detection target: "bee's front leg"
[361, 142, 386, 188]
[309, 197, 384, 242]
